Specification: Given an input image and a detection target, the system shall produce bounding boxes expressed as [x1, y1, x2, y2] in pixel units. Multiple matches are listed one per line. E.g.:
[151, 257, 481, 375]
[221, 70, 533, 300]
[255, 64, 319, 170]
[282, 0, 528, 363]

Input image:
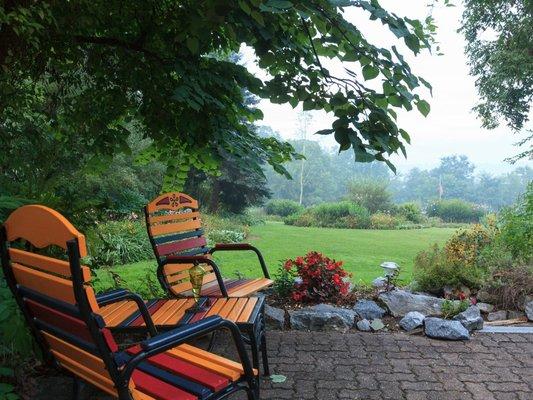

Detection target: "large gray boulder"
[453, 306, 483, 332]
[424, 318, 469, 340]
[525, 296, 533, 322]
[378, 289, 444, 317]
[399, 311, 426, 331]
[353, 299, 386, 320]
[288, 304, 357, 332]
[265, 305, 285, 330]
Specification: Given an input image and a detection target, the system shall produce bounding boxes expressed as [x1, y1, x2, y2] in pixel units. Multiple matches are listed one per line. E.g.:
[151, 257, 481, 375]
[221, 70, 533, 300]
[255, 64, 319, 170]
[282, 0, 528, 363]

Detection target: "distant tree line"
[264, 137, 532, 211]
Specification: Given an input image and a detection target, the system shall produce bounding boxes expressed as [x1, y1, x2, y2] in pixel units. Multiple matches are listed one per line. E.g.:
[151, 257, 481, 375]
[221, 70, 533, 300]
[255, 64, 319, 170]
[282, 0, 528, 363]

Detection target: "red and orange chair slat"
[144, 193, 273, 298]
[0, 205, 259, 400]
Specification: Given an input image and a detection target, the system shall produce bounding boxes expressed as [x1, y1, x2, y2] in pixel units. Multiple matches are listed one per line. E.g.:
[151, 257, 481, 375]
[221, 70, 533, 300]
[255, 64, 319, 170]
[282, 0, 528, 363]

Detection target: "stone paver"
[31, 331, 533, 400]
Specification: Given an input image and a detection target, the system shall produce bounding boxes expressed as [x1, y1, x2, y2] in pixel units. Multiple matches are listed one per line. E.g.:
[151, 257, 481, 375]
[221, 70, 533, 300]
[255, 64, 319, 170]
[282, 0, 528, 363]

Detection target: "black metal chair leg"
[207, 330, 218, 352]
[72, 377, 82, 400]
[260, 332, 270, 376]
[249, 332, 259, 372]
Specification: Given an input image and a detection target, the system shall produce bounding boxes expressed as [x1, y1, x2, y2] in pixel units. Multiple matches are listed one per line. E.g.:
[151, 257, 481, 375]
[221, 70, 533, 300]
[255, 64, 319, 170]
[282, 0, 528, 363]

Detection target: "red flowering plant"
[281, 251, 351, 304]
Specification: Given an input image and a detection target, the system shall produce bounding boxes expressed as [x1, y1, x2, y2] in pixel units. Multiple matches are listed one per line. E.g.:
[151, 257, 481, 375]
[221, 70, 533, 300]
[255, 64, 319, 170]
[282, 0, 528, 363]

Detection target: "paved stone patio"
[32, 331, 532, 400]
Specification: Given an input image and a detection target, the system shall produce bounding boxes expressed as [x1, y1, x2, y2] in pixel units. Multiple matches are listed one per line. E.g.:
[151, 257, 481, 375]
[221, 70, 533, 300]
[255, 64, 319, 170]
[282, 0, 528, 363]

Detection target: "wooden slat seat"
[100, 297, 263, 331]
[1, 205, 259, 400]
[144, 193, 273, 298]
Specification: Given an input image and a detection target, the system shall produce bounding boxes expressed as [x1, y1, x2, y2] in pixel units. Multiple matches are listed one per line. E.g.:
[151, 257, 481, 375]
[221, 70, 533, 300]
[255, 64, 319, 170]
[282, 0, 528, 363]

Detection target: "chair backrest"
[0, 205, 128, 397]
[144, 193, 218, 296]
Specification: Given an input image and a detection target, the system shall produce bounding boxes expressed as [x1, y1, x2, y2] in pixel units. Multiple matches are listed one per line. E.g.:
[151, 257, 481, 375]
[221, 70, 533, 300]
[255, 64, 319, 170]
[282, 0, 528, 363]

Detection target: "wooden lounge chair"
[0, 205, 259, 400]
[144, 193, 273, 298]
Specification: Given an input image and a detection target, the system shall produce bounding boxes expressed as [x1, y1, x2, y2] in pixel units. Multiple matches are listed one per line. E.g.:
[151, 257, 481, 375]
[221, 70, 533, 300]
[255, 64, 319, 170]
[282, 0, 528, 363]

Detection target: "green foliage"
[347, 179, 394, 214]
[427, 199, 485, 223]
[273, 265, 297, 299]
[460, 0, 532, 154]
[497, 183, 533, 263]
[397, 202, 425, 223]
[86, 220, 153, 267]
[285, 201, 371, 229]
[370, 213, 401, 230]
[1, 0, 436, 185]
[413, 243, 488, 294]
[441, 299, 470, 319]
[207, 230, 246, 245]
[265, 199, 304, 217]
[0, 273, 35, 361]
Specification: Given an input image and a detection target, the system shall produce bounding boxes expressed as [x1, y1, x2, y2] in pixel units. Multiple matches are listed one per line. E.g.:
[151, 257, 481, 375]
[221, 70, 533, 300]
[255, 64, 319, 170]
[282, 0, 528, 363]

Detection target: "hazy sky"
[242, 1, 531, 175]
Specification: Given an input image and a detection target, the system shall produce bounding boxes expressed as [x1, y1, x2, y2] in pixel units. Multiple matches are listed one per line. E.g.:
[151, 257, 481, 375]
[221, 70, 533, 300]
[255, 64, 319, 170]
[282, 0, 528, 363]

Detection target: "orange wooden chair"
[0, 205, 259, 400]
[144, 193, 273, 298]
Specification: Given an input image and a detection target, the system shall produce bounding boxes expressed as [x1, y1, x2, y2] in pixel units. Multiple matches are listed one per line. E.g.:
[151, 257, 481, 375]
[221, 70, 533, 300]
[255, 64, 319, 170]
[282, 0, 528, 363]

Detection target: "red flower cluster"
[283, 251, 351, 303]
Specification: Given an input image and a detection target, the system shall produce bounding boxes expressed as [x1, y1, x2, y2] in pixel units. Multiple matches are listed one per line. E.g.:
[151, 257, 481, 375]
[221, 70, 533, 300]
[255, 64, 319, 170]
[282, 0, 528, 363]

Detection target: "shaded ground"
[30, 331, 532, 400]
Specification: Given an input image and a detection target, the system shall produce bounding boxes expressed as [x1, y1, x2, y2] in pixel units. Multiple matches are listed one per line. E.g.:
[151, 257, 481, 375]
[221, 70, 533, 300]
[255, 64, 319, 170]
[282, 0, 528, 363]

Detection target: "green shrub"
[346, 179, 393, 213]
[370, 212, 401, 229]
[207, 229, 245, 245]
[397, 202, 425, 223]
[413, 243, 488, 294]
[0, 273, 35, 360]
[284, 202, 371, 229]
[441, 299, 470, 319]
[311, 202, 371, 228]
[427, 199, 485, 223]
[497, 183, 532, 263]
[86, 220, 153, 267]
[265, 199, 304, 217]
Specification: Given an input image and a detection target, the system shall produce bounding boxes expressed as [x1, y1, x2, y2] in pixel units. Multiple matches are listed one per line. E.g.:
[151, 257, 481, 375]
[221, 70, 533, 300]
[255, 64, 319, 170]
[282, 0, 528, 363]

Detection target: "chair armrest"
[96, 289, 158, 337]
[210, 243, 270, 279]
[119, 316, 256, 387]
[141, 316, 222, 352]
[161, 255, 227, 297]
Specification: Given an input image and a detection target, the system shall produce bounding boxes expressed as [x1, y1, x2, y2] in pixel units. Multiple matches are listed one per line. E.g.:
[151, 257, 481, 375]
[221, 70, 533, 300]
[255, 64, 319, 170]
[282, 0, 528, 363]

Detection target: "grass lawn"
[94, 222, 456, 293]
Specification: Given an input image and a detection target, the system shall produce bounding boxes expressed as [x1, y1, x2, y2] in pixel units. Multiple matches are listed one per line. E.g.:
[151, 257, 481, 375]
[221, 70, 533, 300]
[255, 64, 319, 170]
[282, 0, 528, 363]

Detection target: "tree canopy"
[460, 0, 532, 160]
[1, 0, 434, 187]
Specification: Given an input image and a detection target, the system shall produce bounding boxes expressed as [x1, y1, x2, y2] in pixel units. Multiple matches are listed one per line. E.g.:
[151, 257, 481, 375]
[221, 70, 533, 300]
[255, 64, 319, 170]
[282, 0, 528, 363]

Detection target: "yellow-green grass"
[94, 222, 456, 293]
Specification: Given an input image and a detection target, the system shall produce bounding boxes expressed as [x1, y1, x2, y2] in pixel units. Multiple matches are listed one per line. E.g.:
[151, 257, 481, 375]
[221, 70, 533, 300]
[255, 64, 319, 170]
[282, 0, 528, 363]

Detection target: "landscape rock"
[372, 277, 387, 288]
[424, 318, 469, 340]
[356, 319, 371, 332]
[507, 310, 526, 320]
[288, 304, 357, 332]
[378, 289, 444, 317]
[487, 310, 508, 322]
[476, 302, 494, 314]
[453, 306, 483, 332]
[399, 311, 426, 331]
[265, 305, 285, 330]
[353, 299, 386, 320]
[370, 319, 385, 331]
[524, 296, 533, 321]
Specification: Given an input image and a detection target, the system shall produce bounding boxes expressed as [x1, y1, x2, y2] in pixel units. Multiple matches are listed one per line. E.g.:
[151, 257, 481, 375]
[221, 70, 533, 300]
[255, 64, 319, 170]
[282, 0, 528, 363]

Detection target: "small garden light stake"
[381, 261, 400, 291]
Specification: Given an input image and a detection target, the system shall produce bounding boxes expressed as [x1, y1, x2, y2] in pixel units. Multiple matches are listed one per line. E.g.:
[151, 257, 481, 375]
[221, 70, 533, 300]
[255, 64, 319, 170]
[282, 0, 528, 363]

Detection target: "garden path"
[32, 331, 532, 400]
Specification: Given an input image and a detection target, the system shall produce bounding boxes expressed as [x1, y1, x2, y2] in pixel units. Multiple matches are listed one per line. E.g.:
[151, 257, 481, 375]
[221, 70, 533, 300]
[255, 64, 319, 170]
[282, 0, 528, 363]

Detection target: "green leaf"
[238, 1, 252, 14]
[404, 35, 420, 54]
[186, 37, 199, 54]
[399, 128, 411, 144]
[362, 65, 379, 80]
[416, 100, 430, 117]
